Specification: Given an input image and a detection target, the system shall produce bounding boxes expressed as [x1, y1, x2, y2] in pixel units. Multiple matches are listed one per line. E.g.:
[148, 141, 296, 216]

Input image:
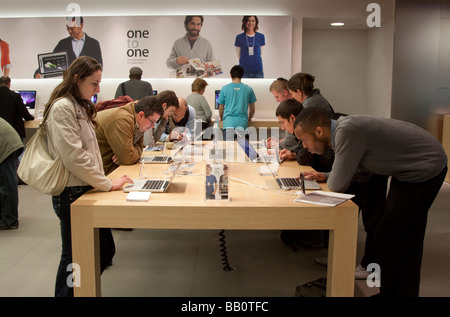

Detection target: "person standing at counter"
[235, 16, 265, 78]
[294, 106, 447, 297]
[43, 56, 132, 297]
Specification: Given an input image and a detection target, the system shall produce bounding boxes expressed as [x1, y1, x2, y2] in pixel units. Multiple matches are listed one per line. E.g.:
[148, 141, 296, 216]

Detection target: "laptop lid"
[236, 137, 259, 162]
[37, 51, 68, 77]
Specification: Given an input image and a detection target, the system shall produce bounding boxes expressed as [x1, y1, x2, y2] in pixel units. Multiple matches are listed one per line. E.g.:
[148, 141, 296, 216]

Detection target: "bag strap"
[39, 97, 72, 133]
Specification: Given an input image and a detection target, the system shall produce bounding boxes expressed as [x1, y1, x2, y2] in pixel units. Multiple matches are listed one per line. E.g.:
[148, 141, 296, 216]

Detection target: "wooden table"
[71, 144, 359, 297]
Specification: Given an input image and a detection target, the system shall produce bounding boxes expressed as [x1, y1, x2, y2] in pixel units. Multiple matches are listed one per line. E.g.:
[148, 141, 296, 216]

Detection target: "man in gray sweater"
[294, 106, 447, 297]
[166, 16, 215, 71]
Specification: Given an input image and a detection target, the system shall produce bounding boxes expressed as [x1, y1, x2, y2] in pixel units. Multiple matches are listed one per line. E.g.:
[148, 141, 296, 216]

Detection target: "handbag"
[17, 101, 69, 196]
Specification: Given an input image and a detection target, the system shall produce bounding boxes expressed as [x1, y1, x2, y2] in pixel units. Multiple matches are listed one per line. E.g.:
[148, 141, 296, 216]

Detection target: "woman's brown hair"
[43, 56, 102, 121]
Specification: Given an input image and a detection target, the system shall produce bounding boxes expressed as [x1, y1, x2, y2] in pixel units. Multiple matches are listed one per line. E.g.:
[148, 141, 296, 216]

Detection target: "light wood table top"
[71, 142, 359, 297]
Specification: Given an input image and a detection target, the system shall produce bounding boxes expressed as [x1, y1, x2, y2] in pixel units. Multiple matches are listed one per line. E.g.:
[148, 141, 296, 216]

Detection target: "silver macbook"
[141, 155, 173, 164]
[123, 159, 183, 193]
[260, 151, 321, 191]
[236, 137, 278, 163]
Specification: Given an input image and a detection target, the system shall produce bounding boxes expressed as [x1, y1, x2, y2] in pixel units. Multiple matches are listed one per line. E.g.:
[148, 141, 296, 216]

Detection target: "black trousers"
[372, 167, 447, 296]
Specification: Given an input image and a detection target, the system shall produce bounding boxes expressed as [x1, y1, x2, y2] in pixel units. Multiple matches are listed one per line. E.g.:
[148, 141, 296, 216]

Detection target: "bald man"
[159, 97, 197, 142]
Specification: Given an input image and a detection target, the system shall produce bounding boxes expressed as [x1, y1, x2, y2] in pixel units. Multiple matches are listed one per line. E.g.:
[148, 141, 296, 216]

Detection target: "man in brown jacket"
[95, 95, 164, 175]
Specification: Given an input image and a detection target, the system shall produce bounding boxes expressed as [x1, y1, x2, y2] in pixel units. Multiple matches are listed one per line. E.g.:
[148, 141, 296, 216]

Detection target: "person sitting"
[186, 78, 212, 130]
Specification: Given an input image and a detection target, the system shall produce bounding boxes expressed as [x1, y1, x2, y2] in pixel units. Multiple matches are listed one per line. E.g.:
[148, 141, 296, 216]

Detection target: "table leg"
[71, 205, 101, 297]
[326, 208, 358, 297]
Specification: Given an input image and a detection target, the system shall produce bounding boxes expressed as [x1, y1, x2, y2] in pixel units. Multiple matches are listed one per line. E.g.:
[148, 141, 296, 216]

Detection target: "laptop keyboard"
[152, 156, 170, 162]
[277, 177, 300, 188]
[143, 180, 166, 190]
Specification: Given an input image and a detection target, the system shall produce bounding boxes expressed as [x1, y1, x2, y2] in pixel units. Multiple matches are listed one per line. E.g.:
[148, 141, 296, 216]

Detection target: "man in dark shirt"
[34, 16, 102, 78]
[0, 76, 35, 139]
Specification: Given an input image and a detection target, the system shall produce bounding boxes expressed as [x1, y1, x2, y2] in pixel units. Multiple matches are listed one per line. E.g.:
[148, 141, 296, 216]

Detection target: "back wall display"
[0, 15, 292, 79]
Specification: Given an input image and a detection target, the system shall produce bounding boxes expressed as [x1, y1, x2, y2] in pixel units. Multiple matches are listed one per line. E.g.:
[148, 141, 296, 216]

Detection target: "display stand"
[205, 163, 229, 201]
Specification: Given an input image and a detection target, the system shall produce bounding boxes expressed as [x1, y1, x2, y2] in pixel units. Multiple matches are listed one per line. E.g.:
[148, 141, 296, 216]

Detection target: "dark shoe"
[0, 220, 19, 230]
[18, 178, 27, 185]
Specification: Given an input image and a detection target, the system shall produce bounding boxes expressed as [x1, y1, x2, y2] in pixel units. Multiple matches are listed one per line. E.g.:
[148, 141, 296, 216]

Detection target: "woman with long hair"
[234, 16, 266, 78]
[44, 56, 132, 297]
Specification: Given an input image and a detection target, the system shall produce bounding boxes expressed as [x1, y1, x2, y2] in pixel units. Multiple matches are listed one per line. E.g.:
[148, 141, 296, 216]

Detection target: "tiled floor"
[1, 183, 449, 297]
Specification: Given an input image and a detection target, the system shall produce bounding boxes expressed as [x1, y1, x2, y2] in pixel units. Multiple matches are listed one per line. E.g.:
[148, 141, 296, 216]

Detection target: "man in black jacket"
[34, 16, 102, 78]
[0, 76, 34, 139]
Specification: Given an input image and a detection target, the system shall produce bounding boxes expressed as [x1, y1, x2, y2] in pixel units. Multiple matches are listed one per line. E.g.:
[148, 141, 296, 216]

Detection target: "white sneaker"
[355, 264, 371, 280]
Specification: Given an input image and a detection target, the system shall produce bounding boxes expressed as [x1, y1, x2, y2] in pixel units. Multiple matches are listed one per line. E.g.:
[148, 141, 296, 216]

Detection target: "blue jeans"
[0, 150, 19, 227]
[53, 186, 116, 297]
[243, 71, 264, 78]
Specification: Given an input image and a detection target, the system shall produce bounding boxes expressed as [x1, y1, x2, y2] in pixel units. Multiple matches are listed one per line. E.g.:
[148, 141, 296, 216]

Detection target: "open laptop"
[259, 149, 321, 191]
[141, 130, 206, 163]
[123, 159, 183, 193]
[236, 136, 279, 164]
[37, 51, 68, 78]
[141, 154, 173, 164]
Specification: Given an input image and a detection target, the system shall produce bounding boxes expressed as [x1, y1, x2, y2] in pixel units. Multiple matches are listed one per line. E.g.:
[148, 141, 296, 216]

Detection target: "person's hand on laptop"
[301, 171, 326, 183]
[266, 137, 279, 149]
[110, 175, 134, 191]
[279, 148, 296, 160]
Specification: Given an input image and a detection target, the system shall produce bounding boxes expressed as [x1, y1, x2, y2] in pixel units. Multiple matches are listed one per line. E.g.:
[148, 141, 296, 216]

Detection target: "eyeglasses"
[146, 116, 156, 126]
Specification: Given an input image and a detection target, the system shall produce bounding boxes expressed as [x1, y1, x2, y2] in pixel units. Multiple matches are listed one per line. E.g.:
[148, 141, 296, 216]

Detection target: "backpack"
[95, 95, 134, 112]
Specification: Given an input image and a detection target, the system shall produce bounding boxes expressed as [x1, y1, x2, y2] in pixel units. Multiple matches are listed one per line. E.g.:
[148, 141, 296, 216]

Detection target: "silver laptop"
[141, 130, 205, 163]
[123, 159, 183, 193]
[259, 150, 321, 191]
[141, 155, 173, 164]
[236, 137, 278, 163]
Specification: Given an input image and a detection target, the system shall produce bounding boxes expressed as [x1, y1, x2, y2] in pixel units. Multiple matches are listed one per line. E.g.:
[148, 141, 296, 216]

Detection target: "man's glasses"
[147, 116, 156, 126]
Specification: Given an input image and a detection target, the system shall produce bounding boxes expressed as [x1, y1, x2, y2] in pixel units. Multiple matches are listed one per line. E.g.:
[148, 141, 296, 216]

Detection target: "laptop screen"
[37, 51, 68, 76]
[214, 90, 220, 110]
[16, 90, 36, 109]
[237, 137, 259, 161]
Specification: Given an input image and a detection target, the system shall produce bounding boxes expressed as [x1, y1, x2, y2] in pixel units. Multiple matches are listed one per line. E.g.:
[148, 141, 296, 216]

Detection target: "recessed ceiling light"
[331, 22, 345, 26]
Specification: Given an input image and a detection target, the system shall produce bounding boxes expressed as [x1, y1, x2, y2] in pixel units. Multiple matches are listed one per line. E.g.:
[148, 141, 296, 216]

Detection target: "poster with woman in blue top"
[234, 16, 265, 78]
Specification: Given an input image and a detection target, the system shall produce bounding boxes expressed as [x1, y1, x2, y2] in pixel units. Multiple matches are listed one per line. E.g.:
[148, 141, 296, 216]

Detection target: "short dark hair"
[241, 16, 259, 32]
[288, 73, 315, 96]
[184, 16, 204, 29]
[230, 65, 244, 79]
[156, 90, 179, 108]
[275, 99, 303, 119]
[0, 76, 11, 86]
[294, 106, 331, 134]
[135, 95, 164, 118]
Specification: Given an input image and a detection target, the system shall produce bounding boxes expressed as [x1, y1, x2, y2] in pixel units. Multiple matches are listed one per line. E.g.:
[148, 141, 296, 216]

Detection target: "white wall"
[302, 29, 367, 115]
[365, 19, 394, 118]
